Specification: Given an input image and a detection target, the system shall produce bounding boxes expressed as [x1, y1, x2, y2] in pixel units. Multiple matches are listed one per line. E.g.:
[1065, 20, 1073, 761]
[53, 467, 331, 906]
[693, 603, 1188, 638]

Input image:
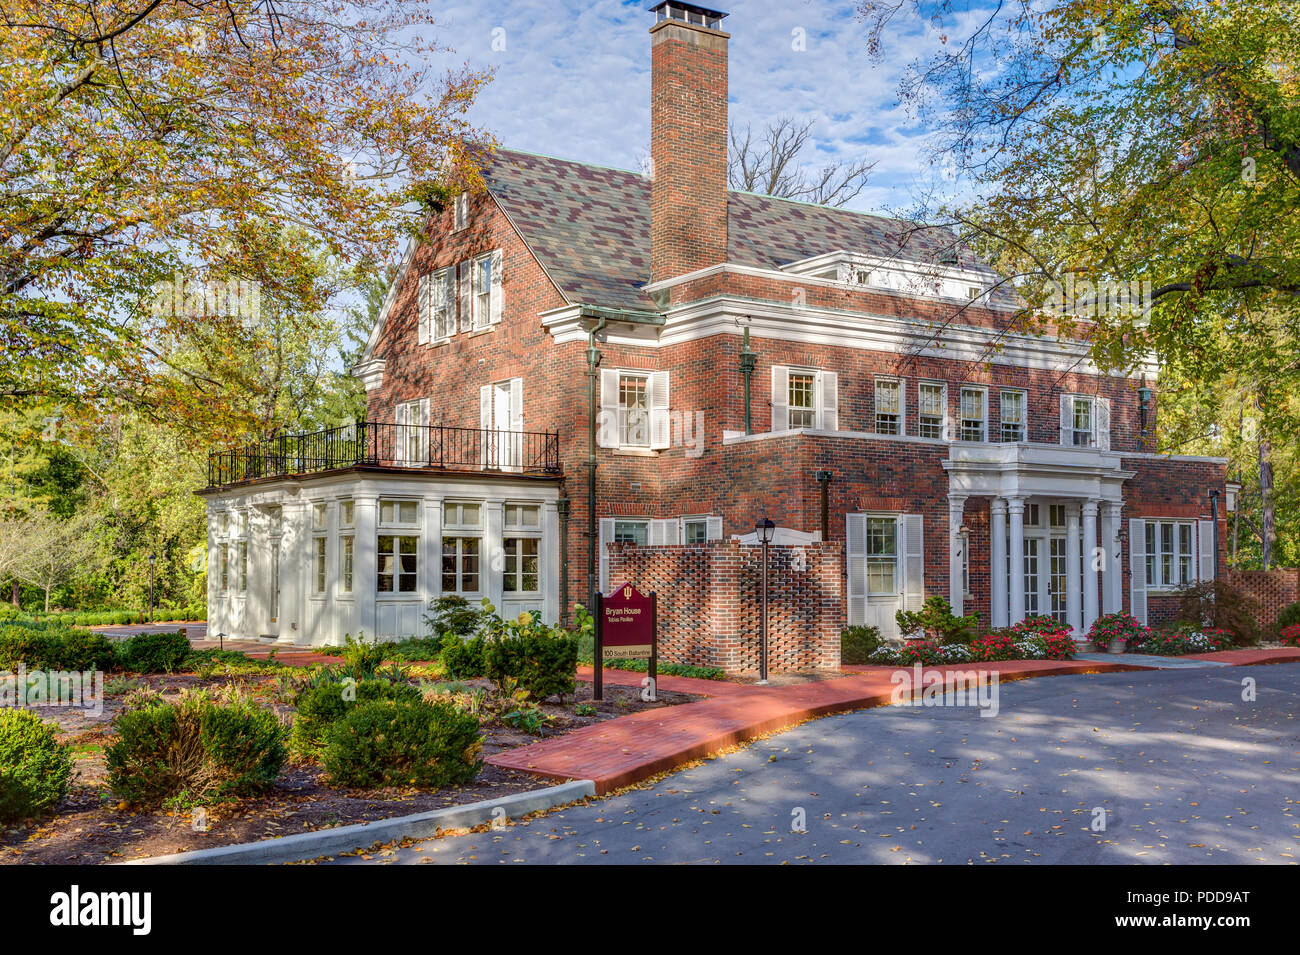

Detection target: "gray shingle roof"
[485, 148, 1001, 312]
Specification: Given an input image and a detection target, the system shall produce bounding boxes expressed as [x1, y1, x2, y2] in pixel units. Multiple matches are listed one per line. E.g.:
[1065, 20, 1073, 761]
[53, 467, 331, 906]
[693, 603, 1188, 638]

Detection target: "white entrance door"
[862, 516, 901, 637]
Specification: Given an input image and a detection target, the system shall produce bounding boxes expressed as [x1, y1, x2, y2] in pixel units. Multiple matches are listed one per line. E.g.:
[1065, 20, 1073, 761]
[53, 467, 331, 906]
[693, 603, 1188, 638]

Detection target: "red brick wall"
[608, 540, 843, 672]
[649, 20, 729, 283]
[1224, 568, 1300, 627]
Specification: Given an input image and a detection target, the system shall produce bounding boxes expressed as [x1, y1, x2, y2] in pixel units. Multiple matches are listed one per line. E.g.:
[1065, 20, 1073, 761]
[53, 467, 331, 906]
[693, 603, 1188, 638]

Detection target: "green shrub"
[841, 625, 883, 665]
[440, 635, 488, 678]
[424, 594, 484, 641]
[1276, 601, 1300, 632]
[575, 631, 724, 679]
[485, 630, 579, 702]
[0, 605, 19, 624]
[0, 626, 59, 669]
[118, 630, 191, 673]
[1175, 580, 1262, 647]
[0, 709, 74, 823]
[896, 596, 979, 645]
[58, 630, 118, 671]
[106, 691, 287, 807]
[290, 678, 421, 758]
[322, 700, 482, 789]
[338, 634, 387, 679]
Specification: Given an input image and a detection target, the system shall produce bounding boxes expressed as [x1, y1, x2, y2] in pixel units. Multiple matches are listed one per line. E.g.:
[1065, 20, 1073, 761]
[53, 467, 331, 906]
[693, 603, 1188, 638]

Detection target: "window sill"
[468, 326, 494, 338]
[613, 447, 657, 457]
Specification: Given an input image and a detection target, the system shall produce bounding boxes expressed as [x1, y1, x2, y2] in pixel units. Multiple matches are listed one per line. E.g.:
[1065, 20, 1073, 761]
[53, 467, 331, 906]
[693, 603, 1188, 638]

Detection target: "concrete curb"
[117, 779, 595, 865]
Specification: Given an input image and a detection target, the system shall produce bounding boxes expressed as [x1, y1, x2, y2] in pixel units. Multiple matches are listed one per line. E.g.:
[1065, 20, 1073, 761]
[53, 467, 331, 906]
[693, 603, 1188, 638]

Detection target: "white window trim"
[771, 365, 838, 432]
[959, 385, 989, 443]
[430, 265, 455, 342]
[917, 379, 948, 440]
[599, 368, 671, 451]
[453, 192, 469, 231]
[379, 498, 421, 526]
[1143, 518, 1197, 592]
[999, 388, 1027, 443]
[379, 532, 421, 597]
[874, 376, 905, 436]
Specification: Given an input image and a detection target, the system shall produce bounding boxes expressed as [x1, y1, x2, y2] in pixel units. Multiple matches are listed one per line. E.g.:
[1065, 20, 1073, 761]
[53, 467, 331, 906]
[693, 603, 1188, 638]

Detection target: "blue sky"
[420, 0, 964, 216]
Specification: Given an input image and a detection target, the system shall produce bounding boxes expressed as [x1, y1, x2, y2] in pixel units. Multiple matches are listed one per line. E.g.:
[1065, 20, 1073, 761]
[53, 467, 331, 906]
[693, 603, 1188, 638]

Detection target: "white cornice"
[352, 357, 386, 392]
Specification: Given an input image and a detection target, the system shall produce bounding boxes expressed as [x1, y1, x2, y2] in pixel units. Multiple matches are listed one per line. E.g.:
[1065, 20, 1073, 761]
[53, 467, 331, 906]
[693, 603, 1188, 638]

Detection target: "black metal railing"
[207, 422, 561, 487]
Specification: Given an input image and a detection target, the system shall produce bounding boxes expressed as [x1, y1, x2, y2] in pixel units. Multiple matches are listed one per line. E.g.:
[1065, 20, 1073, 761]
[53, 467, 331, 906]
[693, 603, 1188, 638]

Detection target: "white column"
[422, 493, 444, 608]
[542, 500, 561, 624]
[1065, 502, 1082, 635]
[485, 499, 505, 611]
[948, 494, 967, 614]
[1007, 497, 1026, 624]
[354, 496, 378, 644]
[990, 498, 1008, 628]
[279, 499, 306, 644]
[1102, 501, 1123, 614]
[1082, 500, 1100, 632]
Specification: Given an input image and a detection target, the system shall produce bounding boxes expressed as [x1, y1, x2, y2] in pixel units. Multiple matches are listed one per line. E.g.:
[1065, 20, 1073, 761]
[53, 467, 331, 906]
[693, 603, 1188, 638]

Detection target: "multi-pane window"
[379, 535, 419, 593]
[1049, 504, 1067, 528]
[1145, 521, 1194, 589]
[619, 374, 650, 447]
[918, 382, 946, 439]
[960, 387, 987, 442]
[313, 537, 327, 594]
[503, 538, 539, 593]
[474, 255, 493, 329]
[864, 517, 897, 596]
[219, 542, 229, 591]
[1000, 390, 1026, 442]
[788, 372, 817, 429]
[453, 193, 469, 230]
[339, 500, 354, 527]
[431, 268, 455, 340]
[1023, 539, 1040, 614]
[268, 505, 282, 536]
[1071, 396, 1094, 446]
[1049, 539, 1067, 623]
[379, 499, 419, 524]
[682, 519, 708, 544]
[504, 503, 539, 530]
[614, 520, 648, 545]
[312, 502, 327, 530]
[440, 537, 479, 593]
[218, 512, 229, 535]
[340, 536, 354, 594]
[444, 501, 481, 528]
[875, 378, 902, 435]
[238, 541, 248, 593]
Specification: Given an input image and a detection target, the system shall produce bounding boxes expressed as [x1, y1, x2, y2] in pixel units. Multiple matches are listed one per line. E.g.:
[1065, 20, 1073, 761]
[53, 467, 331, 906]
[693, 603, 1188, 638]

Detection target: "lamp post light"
[756, 517, 776, 685]
[148, 552, 156, 625]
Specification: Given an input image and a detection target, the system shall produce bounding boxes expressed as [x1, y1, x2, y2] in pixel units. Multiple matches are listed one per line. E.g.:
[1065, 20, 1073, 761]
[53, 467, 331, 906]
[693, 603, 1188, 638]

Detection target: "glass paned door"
[1049, 538, 1067, 622]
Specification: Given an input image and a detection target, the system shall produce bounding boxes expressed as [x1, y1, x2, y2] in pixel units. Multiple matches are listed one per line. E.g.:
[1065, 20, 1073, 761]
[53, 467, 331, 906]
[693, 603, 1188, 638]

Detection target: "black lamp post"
[148, 552, 156, 624]
[756, 517, 776, 685]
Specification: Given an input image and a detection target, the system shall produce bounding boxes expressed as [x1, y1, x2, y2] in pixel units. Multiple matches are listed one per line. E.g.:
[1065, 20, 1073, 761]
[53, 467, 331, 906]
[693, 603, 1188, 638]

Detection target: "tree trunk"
[44, 584, 50, 613]
[9, 579, 17, 606]
[1257, 395, 1276, 570]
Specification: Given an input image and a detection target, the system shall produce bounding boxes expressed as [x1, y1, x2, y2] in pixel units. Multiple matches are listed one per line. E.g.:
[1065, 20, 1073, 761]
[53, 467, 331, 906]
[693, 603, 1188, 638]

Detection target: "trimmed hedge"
[440, 635, 488, 679]
[322, 700, 482, 789]
[291, 678, 421, 758]
[0, 626, 116, 671]
[117, 631, 190, 673]
[485, 631, 579, 702]
[0, 709, 74, 823]
[106, 692, 287, 806]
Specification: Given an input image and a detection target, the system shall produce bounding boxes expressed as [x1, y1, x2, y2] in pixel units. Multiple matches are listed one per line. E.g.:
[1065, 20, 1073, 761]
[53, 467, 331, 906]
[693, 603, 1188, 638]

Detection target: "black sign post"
[593, 589, 604, 702]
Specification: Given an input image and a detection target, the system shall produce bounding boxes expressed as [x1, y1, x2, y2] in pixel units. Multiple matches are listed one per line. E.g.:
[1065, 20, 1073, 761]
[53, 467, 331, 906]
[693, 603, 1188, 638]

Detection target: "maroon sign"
[601, 582, 655, 658]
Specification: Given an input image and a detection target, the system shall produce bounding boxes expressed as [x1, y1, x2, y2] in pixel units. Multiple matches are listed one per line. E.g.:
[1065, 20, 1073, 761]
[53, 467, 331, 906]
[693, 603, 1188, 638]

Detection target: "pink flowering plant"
[1086, 612, 1147, 651]
[1138, 626, 1231, 655]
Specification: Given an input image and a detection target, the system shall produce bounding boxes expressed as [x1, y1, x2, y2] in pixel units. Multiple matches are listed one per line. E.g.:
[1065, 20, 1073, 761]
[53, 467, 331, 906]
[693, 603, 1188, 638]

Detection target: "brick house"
[200, 2, 1229, 660]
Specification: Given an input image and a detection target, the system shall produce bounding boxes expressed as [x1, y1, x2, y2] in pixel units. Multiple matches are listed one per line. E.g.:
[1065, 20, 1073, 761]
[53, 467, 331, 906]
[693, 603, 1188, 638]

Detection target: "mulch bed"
[0, 671, 700, 864]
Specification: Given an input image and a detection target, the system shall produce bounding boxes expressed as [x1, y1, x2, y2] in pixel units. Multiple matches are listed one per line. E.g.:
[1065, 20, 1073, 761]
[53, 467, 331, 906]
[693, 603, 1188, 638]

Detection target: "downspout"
[1209, 489, 1220, 584]
[586, 318, 606, 612]
[740, 325, 757, 435]
[815, 470, 833, 541]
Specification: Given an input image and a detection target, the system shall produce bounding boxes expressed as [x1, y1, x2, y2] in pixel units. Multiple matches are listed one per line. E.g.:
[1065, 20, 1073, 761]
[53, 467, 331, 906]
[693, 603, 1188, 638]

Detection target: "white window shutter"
[393, 402, 408, 465]
[598, 518, 615, 594]
[458, 260, 472, 332]
[649, 518, 678, 545]
[901, 514, 925, 610]
[706, 515, 723, 541]
[1129, 518, 1147, 625]
[1095, 397, 1111, 451]
[417, 273, 430, 345]
[1059, 394, 1072, 446]
[846, 513, 866, 626]
[771, 365, 789, 432]
[479, 385, 491, 468]
[1198, 519, 1215, 582]
[490, 249, 504, 323]
[598, 369, 620, 448]
[509, 377, 523, 430]
[819, 370, 839, 431]
[649, 370, 670, 450]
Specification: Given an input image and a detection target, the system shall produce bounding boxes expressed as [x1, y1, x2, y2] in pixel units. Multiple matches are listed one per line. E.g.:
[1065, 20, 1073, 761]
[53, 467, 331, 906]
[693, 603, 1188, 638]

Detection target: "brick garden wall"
[608, 540, 843, 672]
[1224, 568, 1300, 627]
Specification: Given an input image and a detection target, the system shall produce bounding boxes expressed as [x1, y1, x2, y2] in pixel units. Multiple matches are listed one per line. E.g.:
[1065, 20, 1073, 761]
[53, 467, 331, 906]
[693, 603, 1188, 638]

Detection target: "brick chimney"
[649, 2, 730, 284]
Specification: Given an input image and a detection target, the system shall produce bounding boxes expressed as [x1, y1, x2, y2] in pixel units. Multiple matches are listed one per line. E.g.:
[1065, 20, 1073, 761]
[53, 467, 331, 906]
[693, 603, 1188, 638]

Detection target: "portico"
[943, 444, 1133, 638]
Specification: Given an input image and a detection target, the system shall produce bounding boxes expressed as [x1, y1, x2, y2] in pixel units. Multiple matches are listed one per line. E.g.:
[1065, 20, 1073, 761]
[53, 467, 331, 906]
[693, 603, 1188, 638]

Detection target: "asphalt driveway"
[328, 663, 1300, 865]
